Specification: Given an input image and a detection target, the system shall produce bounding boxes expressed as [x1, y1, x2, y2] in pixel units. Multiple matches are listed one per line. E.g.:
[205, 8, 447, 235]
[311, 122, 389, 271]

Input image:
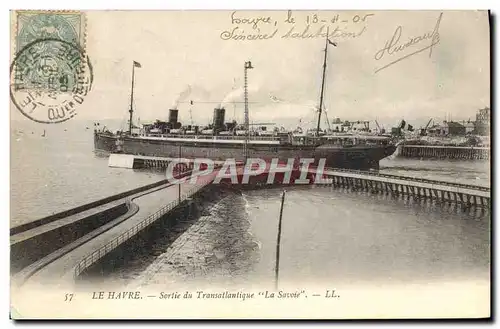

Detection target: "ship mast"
[129, 61, 141, 135]
[316, 27, 330, 137]
[244, 61, 253, 161]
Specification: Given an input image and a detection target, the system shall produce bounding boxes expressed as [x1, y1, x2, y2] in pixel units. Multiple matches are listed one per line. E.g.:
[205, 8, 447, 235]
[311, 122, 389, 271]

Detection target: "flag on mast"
[328, 39, 337, 47]
[269, 94, 283, 103]
[133, 61, 142, 68]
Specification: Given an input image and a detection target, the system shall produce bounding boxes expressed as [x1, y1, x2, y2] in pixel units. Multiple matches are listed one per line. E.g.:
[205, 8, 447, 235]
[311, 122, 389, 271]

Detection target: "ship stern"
[315, 143, 397, 171]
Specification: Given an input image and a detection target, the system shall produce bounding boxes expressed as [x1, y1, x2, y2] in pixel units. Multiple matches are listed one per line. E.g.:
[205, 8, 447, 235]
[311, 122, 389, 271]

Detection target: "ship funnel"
[213, 107, 226, 135]
[169, 109, 179, 124]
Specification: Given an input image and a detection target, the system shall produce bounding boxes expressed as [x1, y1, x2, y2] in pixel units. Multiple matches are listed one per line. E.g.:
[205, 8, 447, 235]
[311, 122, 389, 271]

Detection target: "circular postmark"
[10, 38, 93, 124]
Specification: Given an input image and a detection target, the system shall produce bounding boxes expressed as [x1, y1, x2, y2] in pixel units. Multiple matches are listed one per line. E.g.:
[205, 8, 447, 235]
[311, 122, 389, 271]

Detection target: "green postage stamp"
[15, 11, 86, 51]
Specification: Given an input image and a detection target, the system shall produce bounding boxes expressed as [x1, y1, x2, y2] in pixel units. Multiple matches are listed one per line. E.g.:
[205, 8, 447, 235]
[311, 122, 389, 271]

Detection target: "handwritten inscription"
[231, 11, 273, 29]
[374, 12, 443, 73]
[220, 27, 278, 41]
[220, 11, 373, 42]
[282, 25, 366, 40]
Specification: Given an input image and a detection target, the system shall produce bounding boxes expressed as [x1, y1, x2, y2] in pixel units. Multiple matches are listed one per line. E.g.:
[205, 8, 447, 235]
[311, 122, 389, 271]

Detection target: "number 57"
[64, 293, 74, 302]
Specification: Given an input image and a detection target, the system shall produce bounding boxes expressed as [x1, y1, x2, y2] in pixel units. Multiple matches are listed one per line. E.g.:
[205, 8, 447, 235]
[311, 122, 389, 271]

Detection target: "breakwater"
[316, 168, 490, 210]
[76, 185, 246, 286]
[10, 169, 196, 274]
[10, 178, 170, 235]
[11, 202, 131, 273]
[399, 145, 489, 160]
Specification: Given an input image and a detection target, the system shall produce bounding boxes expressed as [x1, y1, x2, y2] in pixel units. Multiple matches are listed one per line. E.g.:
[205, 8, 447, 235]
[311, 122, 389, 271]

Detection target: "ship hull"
[94, 132, 396, 170]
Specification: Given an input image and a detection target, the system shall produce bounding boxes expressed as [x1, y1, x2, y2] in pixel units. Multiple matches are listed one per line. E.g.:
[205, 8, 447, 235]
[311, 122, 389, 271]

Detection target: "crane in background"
[189, 100, 194, 125]
[420, 118, 433, 136]
[375, 120, 385, 134]
[391, 119, 408, 137]
[425, 118, 433, 130]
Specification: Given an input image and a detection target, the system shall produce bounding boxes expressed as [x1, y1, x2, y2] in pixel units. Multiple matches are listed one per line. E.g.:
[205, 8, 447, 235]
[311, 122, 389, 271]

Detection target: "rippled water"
[243, 187, 490, 287]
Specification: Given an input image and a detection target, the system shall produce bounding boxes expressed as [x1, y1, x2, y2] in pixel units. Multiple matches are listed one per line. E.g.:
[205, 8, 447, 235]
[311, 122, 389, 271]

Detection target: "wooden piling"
[275, 190, 286, 290]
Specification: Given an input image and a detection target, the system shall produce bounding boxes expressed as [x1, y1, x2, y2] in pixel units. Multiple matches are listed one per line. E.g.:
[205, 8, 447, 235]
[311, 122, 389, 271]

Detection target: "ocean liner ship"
[94, 31, 396, 170]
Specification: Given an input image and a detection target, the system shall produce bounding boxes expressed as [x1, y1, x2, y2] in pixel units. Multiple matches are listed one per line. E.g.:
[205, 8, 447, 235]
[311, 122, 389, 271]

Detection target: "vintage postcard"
[9, 10, 490, 319]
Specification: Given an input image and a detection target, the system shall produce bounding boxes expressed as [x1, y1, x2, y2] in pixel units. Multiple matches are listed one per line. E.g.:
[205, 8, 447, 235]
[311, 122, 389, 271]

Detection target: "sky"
[9, 10, 490, 131]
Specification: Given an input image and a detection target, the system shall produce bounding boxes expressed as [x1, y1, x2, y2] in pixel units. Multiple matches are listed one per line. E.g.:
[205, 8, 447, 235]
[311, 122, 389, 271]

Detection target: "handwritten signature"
[374, 12, 442, 73]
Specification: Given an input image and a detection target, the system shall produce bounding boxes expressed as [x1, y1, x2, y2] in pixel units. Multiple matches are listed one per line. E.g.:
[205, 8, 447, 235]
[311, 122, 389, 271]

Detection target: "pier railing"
[73, 183, 205, 279]
[317, 168, 490, 208]
[323, 167, 490, 192]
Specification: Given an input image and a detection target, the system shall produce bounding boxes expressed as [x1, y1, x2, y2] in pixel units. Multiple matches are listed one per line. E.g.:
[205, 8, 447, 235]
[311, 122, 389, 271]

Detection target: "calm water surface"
[10, 120, 164, 226]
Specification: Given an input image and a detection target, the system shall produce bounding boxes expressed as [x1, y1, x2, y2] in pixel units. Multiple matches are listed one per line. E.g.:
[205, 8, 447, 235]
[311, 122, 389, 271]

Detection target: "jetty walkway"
[11, 169, 218, 290]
